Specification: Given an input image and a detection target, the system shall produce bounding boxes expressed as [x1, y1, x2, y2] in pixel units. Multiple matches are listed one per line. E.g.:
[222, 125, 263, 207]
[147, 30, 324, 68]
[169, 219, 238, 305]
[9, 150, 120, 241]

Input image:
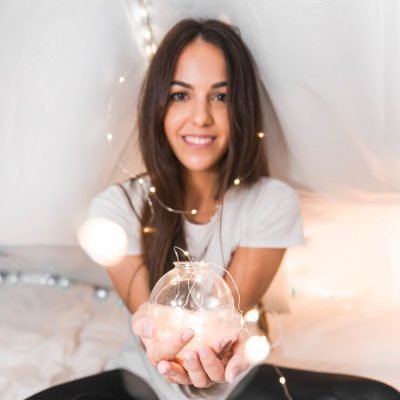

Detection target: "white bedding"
[0, 283, 127, 400]
[1, 282, 399, 400]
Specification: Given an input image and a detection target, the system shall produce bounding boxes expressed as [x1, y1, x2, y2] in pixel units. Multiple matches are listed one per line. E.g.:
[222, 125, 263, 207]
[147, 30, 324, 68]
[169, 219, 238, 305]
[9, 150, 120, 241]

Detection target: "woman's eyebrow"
[170, 80, 227, 89]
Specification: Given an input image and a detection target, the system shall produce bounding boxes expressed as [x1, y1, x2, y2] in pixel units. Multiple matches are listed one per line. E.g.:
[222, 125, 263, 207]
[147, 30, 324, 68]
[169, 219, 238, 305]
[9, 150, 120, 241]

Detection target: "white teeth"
[184, 135, 213, 145]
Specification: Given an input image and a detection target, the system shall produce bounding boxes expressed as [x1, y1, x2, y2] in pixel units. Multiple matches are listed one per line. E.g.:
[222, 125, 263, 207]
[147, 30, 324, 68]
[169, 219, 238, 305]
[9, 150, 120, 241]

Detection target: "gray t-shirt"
[89, 176, 303, 399]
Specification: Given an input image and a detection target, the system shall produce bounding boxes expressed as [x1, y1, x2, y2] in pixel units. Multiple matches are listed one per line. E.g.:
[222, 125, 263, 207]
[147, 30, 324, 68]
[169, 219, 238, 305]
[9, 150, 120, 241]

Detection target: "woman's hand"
[131, 302, 195, 384]
[132, 303, 250, 387]
[166, 329, 249, 387]
[223, 329, 250, 383]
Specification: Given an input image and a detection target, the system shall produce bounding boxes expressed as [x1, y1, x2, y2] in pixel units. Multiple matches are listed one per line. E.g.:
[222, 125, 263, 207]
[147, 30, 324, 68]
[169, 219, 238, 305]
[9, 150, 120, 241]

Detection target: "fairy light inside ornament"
[147, 260, 242, 350]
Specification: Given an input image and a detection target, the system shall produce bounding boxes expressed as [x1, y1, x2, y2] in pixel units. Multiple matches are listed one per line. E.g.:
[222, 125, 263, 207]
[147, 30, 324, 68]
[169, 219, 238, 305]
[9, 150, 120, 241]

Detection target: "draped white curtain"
[0, 0, 399, 303]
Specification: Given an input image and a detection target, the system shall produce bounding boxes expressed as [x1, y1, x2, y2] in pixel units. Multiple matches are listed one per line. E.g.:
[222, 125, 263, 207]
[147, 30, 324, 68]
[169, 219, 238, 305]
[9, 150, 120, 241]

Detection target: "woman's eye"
[212, 93, 227, 102]
[169, 92, 188, 101]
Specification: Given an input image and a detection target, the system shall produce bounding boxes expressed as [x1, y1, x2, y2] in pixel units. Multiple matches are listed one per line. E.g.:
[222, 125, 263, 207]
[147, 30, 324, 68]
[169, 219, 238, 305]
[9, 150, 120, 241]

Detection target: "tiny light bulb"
[143, 29, 151, 40]
[233, 178, 241, 185]
[119, 76, 125, 83]
[139, 6, 148, 19]
[78, 218, 127, 266]
[145, 45, 153, 57]
[143, 226, 154, 234]
[107, 133, 113, 141]
[191, 209, 198, 215]
[279, 376, 286, 385]
[257, 132, 265, 138]
[244, 308, 260, 322]
[183, 251, 189, 257]
[138, 178, 144, 185]
[244, 335, 270, 364]
[149, 186, 156, 193]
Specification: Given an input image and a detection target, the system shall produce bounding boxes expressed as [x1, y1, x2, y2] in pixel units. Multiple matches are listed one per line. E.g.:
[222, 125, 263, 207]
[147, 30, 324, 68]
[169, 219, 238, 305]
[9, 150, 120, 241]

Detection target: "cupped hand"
[224, 328, 250, 383]
[131, 303, 250, 387]
[131, 302, 194, 384]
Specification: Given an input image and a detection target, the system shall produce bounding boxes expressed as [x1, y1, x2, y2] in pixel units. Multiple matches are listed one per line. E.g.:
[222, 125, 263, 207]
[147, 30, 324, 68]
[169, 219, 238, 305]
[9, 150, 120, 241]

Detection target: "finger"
[225, 353, 249, 383]
[213, 336, 237, 359]
[158, 360, 191, 385]
[148, 328, 194, 363]
[131, 315, 156, 340]
[197, 346, 225, 383]
[182, 349, 212, 388]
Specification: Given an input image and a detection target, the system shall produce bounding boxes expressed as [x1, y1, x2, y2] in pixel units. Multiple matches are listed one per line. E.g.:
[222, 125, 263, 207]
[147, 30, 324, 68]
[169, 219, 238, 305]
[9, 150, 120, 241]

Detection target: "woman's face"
[164, 38, 230, 174]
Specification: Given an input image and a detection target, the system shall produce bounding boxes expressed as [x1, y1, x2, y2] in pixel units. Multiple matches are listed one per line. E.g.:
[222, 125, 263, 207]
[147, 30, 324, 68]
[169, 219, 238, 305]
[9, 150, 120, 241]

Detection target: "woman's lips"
[182, 135, 216, 149]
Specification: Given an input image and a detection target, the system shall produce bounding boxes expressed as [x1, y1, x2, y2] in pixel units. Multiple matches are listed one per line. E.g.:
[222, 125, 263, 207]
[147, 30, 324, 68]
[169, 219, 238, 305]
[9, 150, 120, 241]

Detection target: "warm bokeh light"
[245, 335, 270, 364]
[78, 218, 127, 266]
[244, 308, 260, 322]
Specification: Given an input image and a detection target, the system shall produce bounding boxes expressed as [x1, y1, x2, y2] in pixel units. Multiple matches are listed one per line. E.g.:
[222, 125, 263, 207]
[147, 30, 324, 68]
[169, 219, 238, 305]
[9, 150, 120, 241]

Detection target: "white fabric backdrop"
[0, 0, 399, 309]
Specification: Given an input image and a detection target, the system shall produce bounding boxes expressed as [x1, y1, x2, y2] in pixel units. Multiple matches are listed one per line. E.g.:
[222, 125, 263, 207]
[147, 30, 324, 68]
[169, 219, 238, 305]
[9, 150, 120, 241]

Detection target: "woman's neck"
[184, 170, 219, 223]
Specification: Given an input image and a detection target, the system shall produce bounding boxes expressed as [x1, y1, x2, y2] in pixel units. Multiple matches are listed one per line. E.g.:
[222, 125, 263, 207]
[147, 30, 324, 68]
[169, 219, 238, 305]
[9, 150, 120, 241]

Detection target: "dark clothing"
[26, 366, 400, 400]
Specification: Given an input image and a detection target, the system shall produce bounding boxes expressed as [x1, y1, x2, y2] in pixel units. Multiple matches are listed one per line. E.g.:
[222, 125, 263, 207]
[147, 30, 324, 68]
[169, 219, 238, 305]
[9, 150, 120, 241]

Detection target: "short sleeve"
[239, 179, 304, 248]
[88, 182, 142, 255]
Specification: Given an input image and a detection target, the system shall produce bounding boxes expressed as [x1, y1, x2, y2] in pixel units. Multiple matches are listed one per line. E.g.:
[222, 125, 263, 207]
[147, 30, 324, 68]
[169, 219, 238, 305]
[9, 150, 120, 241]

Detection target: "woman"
[28, 18, 399, 400]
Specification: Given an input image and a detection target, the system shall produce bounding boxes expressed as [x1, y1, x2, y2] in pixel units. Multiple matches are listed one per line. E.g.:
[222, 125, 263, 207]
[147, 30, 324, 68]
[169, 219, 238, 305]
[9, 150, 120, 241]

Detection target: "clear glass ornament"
[148, 261, 242, 348]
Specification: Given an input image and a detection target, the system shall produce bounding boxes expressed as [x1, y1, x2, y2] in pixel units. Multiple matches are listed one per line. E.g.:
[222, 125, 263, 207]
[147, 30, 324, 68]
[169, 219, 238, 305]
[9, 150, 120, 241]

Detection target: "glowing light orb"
[244, 335, 270, 364]
[147, 261, 242, 350]
[78, 218, 127, 266]
[244, 308, 260, 322]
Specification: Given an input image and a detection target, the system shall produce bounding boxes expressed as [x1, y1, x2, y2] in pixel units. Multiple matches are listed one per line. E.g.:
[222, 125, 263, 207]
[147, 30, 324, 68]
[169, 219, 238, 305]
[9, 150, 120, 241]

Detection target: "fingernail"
[228, 367, 240, 383]
[158, 364, 168, 375]
[197, 346, 209, 358]
[181, 329, 194, 341]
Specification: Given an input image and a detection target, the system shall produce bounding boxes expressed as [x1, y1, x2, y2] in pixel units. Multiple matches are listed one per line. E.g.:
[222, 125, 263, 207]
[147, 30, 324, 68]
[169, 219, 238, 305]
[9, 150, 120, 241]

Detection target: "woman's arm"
[105, 255, 150, 313]
[224, 247, 286, 313]
[108, 256, 201, 385]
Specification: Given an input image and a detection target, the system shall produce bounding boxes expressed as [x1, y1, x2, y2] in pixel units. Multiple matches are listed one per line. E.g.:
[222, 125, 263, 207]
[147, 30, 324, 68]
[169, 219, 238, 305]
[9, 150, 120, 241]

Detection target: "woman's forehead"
[172, 39, 227, 86]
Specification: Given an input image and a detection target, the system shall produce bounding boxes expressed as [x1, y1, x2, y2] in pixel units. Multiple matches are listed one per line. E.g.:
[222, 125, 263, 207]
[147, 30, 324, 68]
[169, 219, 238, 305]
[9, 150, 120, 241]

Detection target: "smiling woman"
[164, 39, 230, 175]
[26, 17, 400, 400]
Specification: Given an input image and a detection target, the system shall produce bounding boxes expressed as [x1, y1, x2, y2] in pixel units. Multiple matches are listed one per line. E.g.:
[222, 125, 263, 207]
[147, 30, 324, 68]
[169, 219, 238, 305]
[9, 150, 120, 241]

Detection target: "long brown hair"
[135, 19, 268, 289]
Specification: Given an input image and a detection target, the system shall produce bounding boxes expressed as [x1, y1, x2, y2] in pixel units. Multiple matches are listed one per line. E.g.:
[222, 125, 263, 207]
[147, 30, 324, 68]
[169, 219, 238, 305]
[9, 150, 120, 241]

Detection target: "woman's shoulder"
[93, 175, 149, 200]
[89, 175, 149, 217]
[240, 176, 298, 203]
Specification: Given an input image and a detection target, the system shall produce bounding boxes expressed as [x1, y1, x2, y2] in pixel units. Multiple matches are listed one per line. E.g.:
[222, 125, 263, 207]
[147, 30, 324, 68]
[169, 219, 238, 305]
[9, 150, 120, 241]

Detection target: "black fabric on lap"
[25, 366, 400, 400]
[227, 365, 400, 400]
[25, 369, 157, 400]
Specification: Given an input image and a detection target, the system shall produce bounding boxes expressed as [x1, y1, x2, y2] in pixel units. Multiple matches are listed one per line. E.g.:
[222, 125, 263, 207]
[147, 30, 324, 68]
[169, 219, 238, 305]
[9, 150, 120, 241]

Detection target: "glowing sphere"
[78, 218, 127, 266]
[244, 335, 270, 364]
[244, 308, 260, 322]
[148, 261, 242, 349]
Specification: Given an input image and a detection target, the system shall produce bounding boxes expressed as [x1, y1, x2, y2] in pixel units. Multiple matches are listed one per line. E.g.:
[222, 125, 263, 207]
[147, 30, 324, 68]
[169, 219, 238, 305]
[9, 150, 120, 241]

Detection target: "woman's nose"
[191, 99, 213, 127]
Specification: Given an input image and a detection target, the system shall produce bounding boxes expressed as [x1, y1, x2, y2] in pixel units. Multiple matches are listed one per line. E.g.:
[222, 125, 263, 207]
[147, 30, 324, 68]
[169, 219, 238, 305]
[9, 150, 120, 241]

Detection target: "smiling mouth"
[182, 135, 216, 147]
